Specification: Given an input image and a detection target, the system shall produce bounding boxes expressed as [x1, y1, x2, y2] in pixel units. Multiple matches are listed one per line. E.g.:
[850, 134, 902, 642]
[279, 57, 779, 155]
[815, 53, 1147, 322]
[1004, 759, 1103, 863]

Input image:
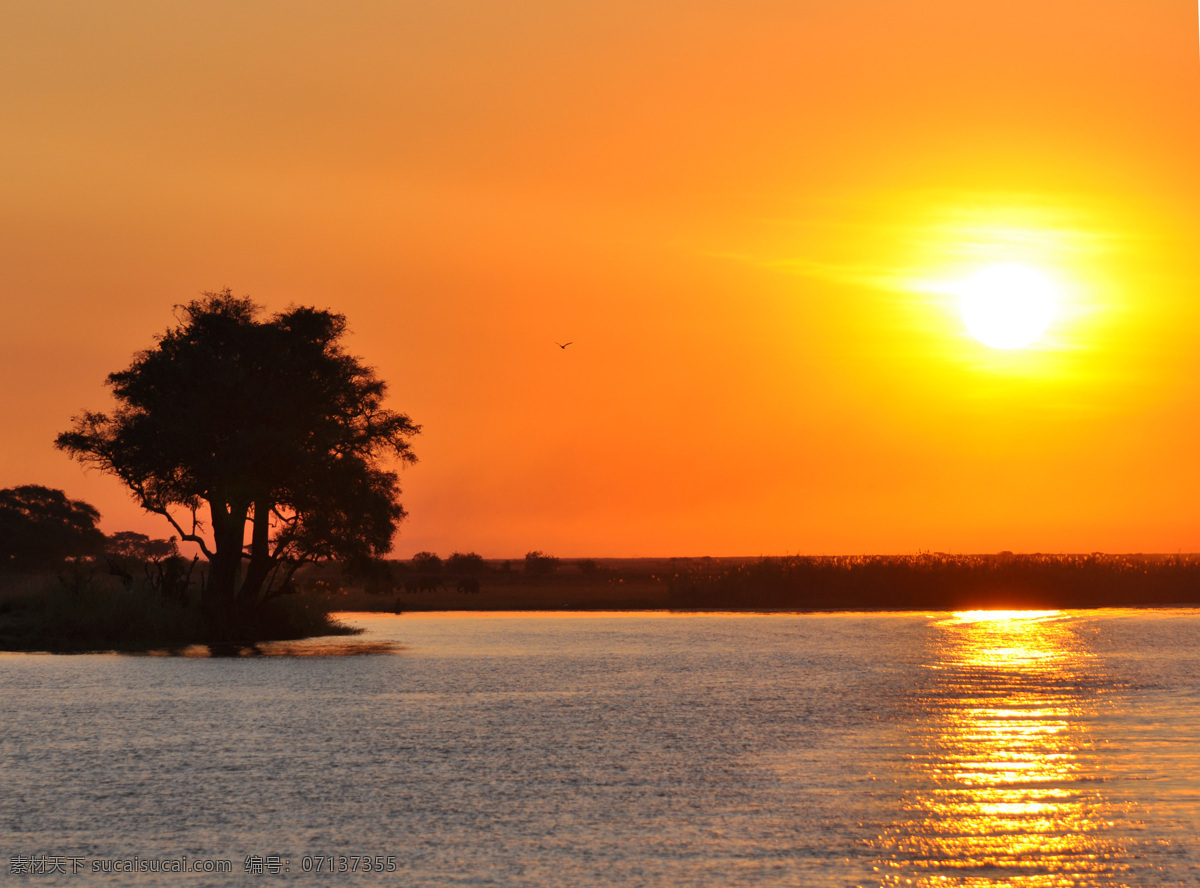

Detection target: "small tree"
[446, 551, 486, 575]
[524, 550, 559, 575]
[104, 530, 181, 590]
[105, 531, 177, 563]
[0, 486, 106, 569]
[56, 290, 419, 622]
[411, 551, 442, 574]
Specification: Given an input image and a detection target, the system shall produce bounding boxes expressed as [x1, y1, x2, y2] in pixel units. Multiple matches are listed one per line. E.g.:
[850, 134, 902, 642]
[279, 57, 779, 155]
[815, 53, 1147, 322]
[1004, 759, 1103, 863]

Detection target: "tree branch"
[128, 478, 215, 560]
[153, 504, 215, 561]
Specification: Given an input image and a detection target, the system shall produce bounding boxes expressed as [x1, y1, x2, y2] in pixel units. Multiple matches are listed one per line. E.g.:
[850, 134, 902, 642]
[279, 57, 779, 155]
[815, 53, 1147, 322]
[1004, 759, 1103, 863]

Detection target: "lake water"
[3, 609, 1200, 886]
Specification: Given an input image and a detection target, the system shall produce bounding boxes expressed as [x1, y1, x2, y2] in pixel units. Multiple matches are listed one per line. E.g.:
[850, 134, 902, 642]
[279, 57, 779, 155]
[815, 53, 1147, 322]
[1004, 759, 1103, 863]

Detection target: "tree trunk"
[202, 498, 249, 633]
[238, 498, 273, 604]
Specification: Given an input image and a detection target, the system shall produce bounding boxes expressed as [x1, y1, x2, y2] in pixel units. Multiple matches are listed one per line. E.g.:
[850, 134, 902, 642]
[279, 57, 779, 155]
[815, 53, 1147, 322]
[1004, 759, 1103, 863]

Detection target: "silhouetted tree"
[0, 485, 106, 569]
[411, 551, 442, 574]
[105, 531, 176, 562]
[446, 551, 486, 575]
[56, 290, 419, 621]
[524, 550, 559, 575]
[102, 531, 190, 594]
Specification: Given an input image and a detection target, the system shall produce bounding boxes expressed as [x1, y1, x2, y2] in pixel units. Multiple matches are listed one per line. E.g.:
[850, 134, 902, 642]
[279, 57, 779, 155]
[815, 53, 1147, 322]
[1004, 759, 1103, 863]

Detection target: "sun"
[958, 263, 1058, 349]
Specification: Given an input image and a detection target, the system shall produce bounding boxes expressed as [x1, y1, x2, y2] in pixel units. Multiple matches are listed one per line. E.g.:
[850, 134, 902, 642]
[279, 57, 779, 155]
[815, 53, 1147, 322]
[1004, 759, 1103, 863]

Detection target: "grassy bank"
[0, 572, 358, 653]
[326, 553, 1200, 613]
[663, 552, 1200, 610]
[7, 553, 1199, 652]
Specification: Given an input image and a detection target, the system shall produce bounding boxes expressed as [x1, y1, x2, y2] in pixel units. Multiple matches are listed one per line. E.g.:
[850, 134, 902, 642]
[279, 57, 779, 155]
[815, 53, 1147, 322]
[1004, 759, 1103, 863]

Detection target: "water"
[3, 609, 1200, 886]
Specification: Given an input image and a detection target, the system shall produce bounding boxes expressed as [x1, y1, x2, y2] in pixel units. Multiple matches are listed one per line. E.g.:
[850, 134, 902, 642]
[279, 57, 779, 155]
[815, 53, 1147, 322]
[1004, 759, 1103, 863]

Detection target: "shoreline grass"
[329, 552, 1200, 613]
[5, 552, 1200, 653]
[0, 574, 359, 654]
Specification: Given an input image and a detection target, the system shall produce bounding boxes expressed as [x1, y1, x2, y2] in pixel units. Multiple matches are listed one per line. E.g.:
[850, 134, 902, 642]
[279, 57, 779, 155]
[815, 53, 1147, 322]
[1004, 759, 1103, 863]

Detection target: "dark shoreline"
[333, 552, 1200, 614]
[5, 553, 1200, 652]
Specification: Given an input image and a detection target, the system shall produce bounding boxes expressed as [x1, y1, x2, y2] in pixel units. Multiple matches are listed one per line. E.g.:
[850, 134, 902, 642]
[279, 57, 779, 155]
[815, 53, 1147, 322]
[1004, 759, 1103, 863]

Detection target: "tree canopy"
[56, 290, 419, 615]
[0, 485, 106, 569]
[446, 551, 486, 575]
[524, 550, 559, 575]
[105, 531, 176, 563]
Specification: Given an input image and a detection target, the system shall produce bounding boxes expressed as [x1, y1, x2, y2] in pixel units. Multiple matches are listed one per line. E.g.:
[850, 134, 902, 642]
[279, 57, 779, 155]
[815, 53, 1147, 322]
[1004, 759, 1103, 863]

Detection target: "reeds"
[665, 552, 1200, 610]
[0, 572, 359, 653]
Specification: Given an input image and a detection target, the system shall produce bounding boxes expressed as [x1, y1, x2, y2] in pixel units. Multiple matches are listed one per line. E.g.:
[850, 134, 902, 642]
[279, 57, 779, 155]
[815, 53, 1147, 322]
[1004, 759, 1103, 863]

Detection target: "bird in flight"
[556, 341, 573, 349]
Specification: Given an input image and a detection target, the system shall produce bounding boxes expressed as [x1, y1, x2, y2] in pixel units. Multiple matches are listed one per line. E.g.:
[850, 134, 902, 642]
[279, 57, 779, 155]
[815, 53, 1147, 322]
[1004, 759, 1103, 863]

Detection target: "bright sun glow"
[951, 609, 1062, 624]
[959, 264, 1058, 349]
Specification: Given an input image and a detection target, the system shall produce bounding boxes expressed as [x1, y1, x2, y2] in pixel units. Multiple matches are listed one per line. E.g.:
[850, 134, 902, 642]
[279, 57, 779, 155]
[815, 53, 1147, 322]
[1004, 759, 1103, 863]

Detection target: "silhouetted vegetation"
[325, 552, 1200, 613]
[446, 551, 485, 574]
[342, 557, 399, 596]
[0, 485, 106, 569]
[411, 551, 442, 574]
[524, 550, 559, 575]
[55, 290, 419, 635]
[665, 552, 1200, 610]
[0, 573, 357, 653]
[105, 531, 176, 562]
[102, 531, 183, 591]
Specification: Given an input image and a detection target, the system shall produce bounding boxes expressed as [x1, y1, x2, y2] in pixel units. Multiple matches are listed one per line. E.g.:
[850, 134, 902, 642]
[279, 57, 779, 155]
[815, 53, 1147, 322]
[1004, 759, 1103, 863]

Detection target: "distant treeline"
[665, 552, 1200, 610]
[337, 550, 568, 595]
[403, 550, 564, 575]
[329, 551, 1200, 613]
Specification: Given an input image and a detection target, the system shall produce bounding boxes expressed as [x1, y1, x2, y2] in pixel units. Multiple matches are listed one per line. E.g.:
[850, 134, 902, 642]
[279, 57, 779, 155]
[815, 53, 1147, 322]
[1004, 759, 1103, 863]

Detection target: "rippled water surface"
[3, 610, 1200, 886]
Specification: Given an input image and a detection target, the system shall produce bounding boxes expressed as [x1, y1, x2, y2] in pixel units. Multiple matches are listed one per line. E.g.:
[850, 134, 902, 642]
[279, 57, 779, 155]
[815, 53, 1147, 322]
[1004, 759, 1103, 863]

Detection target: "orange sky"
[4, 1, 1200, 557]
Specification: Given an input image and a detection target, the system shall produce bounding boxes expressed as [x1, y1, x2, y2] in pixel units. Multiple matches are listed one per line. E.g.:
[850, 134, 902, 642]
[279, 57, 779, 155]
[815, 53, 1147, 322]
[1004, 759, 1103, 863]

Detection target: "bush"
[105, 531, 176, 562]
[524, 551, 559, 575]
[446, 551, 486, 574]
[411, 551, 442, 573]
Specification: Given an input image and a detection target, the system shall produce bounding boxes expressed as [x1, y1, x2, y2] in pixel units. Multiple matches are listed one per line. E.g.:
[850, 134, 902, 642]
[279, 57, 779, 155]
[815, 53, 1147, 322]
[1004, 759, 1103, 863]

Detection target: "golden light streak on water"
[877, 610, 1127, 887]
[951, 610, 1062, 624]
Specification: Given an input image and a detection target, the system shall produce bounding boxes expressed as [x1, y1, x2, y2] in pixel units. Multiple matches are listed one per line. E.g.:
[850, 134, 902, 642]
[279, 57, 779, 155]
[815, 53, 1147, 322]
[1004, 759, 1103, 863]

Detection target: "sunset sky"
[4, 1, 1200, 557]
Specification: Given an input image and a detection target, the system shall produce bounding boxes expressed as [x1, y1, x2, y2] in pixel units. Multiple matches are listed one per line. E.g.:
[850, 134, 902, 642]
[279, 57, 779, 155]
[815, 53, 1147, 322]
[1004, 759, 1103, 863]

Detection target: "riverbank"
[0, 573, 358, 653]
[328, 553, 1200, 613]
[5, 553, 1199, 651]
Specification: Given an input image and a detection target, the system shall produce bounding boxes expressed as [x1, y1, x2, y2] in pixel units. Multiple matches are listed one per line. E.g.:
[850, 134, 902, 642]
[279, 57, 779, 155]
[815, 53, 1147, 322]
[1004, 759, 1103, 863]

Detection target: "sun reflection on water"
[876, 610, 1127, 887]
